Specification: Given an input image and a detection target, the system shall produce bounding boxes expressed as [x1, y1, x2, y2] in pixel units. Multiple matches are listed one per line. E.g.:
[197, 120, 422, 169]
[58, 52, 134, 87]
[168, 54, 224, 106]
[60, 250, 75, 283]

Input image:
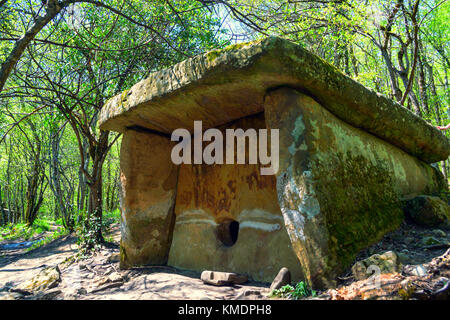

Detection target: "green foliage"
[25, 227, 69, 252]
[224, 0, 449, 125]
[270, 284, 294, 298]
[102, 209, 121, 228]
[0, 216, 67, 252]
[76, 215, 103, 255]
[0, 0, 449, 258]
[0, 218, 54, 241]
[270, 281, 317, 299]
[0, 0, 228, 235]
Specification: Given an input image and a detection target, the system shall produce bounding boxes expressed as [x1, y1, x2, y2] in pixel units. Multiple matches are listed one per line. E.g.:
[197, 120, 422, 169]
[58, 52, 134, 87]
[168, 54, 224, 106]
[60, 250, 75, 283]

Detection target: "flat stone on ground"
[200, 271, 248, 286]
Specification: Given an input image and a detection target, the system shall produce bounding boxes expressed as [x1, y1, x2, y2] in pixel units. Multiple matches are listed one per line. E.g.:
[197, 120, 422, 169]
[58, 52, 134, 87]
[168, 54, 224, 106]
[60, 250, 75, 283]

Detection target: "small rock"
[421, 236, 440, 246]
[64, 287, 86, 298]
[200, 271, 248, 286]
[119, 270, 131, 282]
[95, 276, 111, 287]
[16, 266, 60, 292]
[108, 272, 123, 283]
[107, 253, 120, 263]
[244, 290, 261, 296]
[411, 265, 428, 277]
[76, 287, 88, 295]
[270, 267, 291, 290]
[352, 251, 402, 281]
[90, 281, 123, 293]
[34, 289, 62, 300]
[432, 229, 447, 238]
[103, 268, 113, 276]
[404, 195, 450, 228]
[235, 290, 263, 300]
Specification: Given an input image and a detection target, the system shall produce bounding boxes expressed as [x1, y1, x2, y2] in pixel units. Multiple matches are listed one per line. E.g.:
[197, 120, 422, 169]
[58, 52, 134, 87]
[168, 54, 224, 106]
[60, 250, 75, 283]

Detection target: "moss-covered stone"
[16, 266, 61, 292]
[404, 195, 450, 228]
[206, 40, 260, 62]
[264, 88, 445, 288]
[352, 251, 402, 281]
[314, 153, 404, 272]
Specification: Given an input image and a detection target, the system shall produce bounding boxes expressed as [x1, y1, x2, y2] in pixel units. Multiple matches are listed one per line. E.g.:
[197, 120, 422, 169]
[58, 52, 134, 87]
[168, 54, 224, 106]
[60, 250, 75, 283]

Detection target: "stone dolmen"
[98, 37, 449, 288]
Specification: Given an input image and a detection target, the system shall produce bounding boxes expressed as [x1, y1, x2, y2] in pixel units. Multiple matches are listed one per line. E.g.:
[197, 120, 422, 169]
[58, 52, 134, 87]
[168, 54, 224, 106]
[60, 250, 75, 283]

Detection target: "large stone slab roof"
[98, 37, 449, 163]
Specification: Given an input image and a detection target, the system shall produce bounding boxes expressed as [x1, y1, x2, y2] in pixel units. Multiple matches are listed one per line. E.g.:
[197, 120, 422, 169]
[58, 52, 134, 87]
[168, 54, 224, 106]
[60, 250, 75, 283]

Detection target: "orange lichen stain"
[175, 161, 279, 221]
[173, 113, 280, 221]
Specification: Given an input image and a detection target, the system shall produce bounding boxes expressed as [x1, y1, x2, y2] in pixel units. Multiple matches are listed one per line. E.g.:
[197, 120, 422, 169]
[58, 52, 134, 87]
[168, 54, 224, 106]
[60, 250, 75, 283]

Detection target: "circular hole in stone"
[216, 220, 240, 247]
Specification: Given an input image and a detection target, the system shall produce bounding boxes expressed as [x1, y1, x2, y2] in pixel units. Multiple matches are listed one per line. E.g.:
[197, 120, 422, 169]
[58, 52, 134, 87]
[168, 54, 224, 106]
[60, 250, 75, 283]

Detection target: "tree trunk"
[425, 63, 442, 124]
[24, 140, 44, 226]
[77, 138, 89, 220]
[87, 176, 104, 243]
[84, 130, 110, 244]
[49, 128, 74, 231]
[398, 71, 422, 116]
[0, 186, 5, 226]
[417, 41, 430, 115]
[380, 47, 403, 101]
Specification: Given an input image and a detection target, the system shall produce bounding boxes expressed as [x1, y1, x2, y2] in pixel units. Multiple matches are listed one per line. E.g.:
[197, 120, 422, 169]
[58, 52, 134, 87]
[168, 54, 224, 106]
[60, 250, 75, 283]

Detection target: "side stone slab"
[119, 129, 179, 268]
[264, 88, 446, 288]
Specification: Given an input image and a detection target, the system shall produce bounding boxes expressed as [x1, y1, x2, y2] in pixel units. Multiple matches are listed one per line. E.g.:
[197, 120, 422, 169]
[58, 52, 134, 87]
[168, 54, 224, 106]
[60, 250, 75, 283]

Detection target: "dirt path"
[0, 225, 270, 300]
[59, 259, 270, 300]
[0, 235, 78, 292]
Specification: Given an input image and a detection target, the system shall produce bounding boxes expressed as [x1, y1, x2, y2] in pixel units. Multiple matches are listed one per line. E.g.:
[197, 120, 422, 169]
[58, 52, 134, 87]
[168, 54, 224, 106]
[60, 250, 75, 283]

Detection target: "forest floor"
[0, 220, 448, 300]
[0, 224, 270, 300]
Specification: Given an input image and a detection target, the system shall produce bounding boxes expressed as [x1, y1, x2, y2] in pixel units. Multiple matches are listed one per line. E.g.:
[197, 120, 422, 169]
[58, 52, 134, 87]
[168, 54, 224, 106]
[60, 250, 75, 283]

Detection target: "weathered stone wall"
[119, 129, 179, 268]
[168, 115, 305, 283]
[264, 88, 446, 288]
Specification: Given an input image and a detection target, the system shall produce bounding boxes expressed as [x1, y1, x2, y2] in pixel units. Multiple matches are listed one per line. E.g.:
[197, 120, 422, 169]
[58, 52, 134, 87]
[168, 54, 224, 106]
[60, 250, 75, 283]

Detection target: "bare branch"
[0, 0, 64, 92]
[0, 105, 48, 144]
[400, 0, 420, 106]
